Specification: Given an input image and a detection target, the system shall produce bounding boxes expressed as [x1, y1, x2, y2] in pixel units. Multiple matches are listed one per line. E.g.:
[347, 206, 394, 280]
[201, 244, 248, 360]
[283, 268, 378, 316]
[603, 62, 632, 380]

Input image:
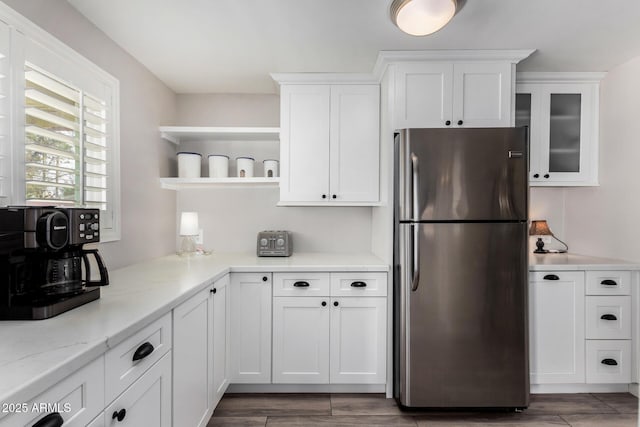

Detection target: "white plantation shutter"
[24, 64, 81, 206]
[83, 92, 109, 211]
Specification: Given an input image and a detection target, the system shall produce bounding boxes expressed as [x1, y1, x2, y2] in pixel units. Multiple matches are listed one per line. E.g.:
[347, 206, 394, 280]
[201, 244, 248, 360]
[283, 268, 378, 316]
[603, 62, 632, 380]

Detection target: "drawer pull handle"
[601, 279, 618, 286]
[543, 274, 560, 280]
[293, 281, 310, 287]
[350, 281, 367, 288]
[601, 358, 618, 366]
[112, 409, 127, 422]
[33, 413, 63, 427]
[132, 342, 155, 362]
[600, 314, 618, 321]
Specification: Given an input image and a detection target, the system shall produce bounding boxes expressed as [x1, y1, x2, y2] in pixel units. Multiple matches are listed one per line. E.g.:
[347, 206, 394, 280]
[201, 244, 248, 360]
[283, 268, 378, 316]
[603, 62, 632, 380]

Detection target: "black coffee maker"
[0, 207, 109, 319]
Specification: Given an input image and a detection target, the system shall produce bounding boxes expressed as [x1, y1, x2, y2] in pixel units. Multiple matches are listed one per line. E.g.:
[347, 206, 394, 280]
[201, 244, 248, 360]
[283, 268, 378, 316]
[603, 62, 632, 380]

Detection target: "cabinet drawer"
[529, 271, 584, 284]
[105, 312, 172, 404]
[586, 340, 632, 383]
[273, 272, 330, 296]
[0, 356, 104, 427]
[586, 271, 631, 295]
[586, 296, 631, 340]
[330, 272, 387, 297]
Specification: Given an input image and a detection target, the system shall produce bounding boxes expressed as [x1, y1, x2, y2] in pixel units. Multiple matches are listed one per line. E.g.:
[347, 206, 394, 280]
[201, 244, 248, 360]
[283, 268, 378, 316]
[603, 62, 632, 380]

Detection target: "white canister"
[177, 152, 202, 178]
[208, 154, 229, 178]
[236, 157, 255, 178]
[263, 159, 279, 178]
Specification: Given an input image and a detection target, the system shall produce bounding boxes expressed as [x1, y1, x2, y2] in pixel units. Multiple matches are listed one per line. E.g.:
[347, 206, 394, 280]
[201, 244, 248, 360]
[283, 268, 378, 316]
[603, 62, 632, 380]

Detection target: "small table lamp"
[529, 220, 568, 254]
[179, 211, 199, 255]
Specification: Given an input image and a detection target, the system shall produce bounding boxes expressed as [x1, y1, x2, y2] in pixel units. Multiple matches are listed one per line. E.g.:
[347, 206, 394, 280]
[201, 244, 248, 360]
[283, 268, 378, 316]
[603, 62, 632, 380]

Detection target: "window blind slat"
[26, 125, 76, 145]
[26, 142, 76, 159]
[26, 107, 79, 131]
[26, 162, 75, 174]
[26, 88, 79, 117]
[25, 69, 79, 102]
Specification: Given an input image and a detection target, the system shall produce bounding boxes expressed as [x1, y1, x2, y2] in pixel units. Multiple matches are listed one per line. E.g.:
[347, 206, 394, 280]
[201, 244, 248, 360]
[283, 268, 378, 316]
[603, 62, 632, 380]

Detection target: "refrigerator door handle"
[411, 223, 420, 291]
[411, 152, 420, 221]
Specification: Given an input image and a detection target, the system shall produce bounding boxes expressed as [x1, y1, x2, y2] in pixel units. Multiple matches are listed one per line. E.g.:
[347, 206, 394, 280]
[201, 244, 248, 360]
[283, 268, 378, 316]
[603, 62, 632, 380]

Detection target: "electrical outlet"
[195, 229, 203, 245]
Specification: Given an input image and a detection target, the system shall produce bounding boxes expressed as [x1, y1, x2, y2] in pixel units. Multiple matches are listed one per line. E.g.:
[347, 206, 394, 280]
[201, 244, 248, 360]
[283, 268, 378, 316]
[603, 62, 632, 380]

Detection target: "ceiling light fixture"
[390, 0, 457, 36]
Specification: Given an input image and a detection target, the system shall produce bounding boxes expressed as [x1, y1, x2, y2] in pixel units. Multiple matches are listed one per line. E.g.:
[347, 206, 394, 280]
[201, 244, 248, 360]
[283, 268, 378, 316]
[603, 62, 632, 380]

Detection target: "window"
[0, 5, 120, 240]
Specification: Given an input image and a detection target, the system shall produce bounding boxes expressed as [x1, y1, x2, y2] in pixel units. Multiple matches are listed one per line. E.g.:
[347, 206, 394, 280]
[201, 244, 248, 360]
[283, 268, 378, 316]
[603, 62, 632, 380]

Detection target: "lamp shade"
[529, 220, 553, 236]
[390, 0, 457, 36]
[179, 212, 199, 236]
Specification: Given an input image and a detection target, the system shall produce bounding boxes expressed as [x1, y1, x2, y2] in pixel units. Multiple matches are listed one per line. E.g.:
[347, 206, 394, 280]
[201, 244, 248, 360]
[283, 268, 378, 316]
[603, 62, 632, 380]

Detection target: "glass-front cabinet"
[516, 73, 603, 186]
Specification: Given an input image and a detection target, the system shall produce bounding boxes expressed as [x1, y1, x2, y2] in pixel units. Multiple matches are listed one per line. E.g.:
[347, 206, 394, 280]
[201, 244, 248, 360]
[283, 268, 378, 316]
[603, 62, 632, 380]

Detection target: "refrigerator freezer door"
[397, 222, 529, 408]
[397, 128, 528, 222]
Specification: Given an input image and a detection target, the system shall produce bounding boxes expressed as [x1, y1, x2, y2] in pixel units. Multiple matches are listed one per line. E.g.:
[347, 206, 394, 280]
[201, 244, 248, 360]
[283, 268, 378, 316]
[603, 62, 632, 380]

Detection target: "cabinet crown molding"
[517, 72, 606, 84]
[373, 49, 536, 79]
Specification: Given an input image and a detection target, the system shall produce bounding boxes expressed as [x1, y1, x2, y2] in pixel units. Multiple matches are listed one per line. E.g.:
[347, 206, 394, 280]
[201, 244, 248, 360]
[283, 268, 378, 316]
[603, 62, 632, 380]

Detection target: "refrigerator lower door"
[397, 222, 529, 408]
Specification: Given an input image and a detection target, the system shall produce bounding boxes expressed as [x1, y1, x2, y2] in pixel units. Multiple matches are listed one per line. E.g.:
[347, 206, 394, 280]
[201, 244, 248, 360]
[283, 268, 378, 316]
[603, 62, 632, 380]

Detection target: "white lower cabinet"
[273, 296, 330, 383]
[87, 412, 105, 427]
[0, 356, 104, 427]
[272, 272, 387, 385]
[105, 352, 172, 427]
[329, 297, 387, 384]
[230, 273, 272, 383]
[530, 269, 635, 388]
[173, 274, 229, 427]
[529, 271, 585, 384]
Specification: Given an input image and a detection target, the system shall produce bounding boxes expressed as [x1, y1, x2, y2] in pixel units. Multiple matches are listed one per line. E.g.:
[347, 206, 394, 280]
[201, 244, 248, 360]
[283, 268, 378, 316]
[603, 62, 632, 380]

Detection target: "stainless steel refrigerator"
[393, 127, 529, 409]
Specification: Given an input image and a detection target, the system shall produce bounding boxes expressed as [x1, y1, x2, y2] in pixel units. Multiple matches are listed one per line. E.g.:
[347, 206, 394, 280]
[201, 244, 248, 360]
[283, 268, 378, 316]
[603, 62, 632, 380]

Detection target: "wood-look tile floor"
[208, 393, 638, 426]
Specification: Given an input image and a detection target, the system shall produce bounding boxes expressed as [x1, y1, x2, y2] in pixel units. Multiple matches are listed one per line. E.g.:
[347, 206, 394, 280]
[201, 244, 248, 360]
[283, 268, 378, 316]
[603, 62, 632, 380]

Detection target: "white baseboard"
[226, 384, 386, 394]
[531, 383, 631, 394]
[629, 383, 639, 397]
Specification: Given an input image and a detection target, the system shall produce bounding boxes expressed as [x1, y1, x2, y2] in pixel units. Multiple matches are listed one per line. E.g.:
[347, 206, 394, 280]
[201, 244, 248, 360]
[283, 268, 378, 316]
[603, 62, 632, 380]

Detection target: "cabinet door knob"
[600, 314, 618, 321]
[457, 120, 463, 126]
[32, 413, 63, 427]
[210, 288, 217, 294]
[112, 409, 127, 422]
[321, 301, 327, 307]
[293, 281, 310, 287]
[333, 301, 339, 307]
[445, 120, 451, 126]
[544, 174, 550, 179]
[322, 194, 327, 199]
[262, 276, 268, 282]
[332, 194, 337, 199]
[350, 281, 367, 288]
[543, 274, 560, 280]
[132, 342, 155, 362]
[601, 358, 618, 366]
[533, 173, 540, 178]
[601, 279, 618, 286]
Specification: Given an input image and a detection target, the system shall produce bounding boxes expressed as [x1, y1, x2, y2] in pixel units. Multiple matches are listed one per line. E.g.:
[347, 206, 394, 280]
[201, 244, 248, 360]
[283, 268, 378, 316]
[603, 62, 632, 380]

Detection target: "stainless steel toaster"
[257, 230, 292, 257]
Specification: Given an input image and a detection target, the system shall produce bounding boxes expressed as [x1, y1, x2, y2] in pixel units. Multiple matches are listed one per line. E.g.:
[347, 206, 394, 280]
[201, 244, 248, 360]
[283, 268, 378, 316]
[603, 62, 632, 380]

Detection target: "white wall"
[3, 0, 178, 269]
[529, 55, 640, 262]
[175, 93, 374, 254]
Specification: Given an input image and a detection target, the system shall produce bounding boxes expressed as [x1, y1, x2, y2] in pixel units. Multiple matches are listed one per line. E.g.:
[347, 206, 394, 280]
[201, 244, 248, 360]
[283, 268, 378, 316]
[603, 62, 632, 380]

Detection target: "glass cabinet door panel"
[515, 93, 532, 172]
[549, 93, 581, 173]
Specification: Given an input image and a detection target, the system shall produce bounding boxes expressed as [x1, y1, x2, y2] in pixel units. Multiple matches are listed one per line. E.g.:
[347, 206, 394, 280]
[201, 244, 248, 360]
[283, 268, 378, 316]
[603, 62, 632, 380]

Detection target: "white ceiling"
[66, 0, 640, 94]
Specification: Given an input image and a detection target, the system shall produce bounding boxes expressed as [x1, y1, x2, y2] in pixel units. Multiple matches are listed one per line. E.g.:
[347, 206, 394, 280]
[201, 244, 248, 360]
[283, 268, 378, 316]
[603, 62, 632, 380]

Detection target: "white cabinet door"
[329, 85, 380, 203]
[517, 79, 599, 186]
[280, 85, 331, 203]
[230, 273, 272, 383]
[529, 271, 585, 384]
[453, 62, 511, 127]
[173, 286, 214, 427]
[212, 274, 230, 405]
[105, 352, 172, 427]
[273, 297, 330, 383]
[329, 297, 387, 384]
[394, 62, 453, 128]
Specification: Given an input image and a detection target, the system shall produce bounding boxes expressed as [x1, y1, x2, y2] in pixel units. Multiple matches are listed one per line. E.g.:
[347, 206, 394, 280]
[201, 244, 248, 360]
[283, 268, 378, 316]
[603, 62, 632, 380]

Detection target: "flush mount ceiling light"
[390, 0, 457, 36]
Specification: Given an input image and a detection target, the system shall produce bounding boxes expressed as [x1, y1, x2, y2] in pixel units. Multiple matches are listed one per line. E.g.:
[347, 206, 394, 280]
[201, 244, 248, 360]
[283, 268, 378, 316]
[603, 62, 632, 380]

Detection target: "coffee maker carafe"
[0, 207, 109, 319]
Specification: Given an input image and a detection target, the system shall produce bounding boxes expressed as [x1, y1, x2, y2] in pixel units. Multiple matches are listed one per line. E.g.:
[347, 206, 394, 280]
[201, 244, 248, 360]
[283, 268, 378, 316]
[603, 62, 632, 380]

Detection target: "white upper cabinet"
[516, 73, 604, 186]
[274, 75, 380, 206]
[395, 61, 511, 128]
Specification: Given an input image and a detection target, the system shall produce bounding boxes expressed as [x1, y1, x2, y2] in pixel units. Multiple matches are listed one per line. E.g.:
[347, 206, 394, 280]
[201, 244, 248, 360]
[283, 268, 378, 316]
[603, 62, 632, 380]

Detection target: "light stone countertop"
[0, 252, 388, 407]
[529, 253, 640, 271]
